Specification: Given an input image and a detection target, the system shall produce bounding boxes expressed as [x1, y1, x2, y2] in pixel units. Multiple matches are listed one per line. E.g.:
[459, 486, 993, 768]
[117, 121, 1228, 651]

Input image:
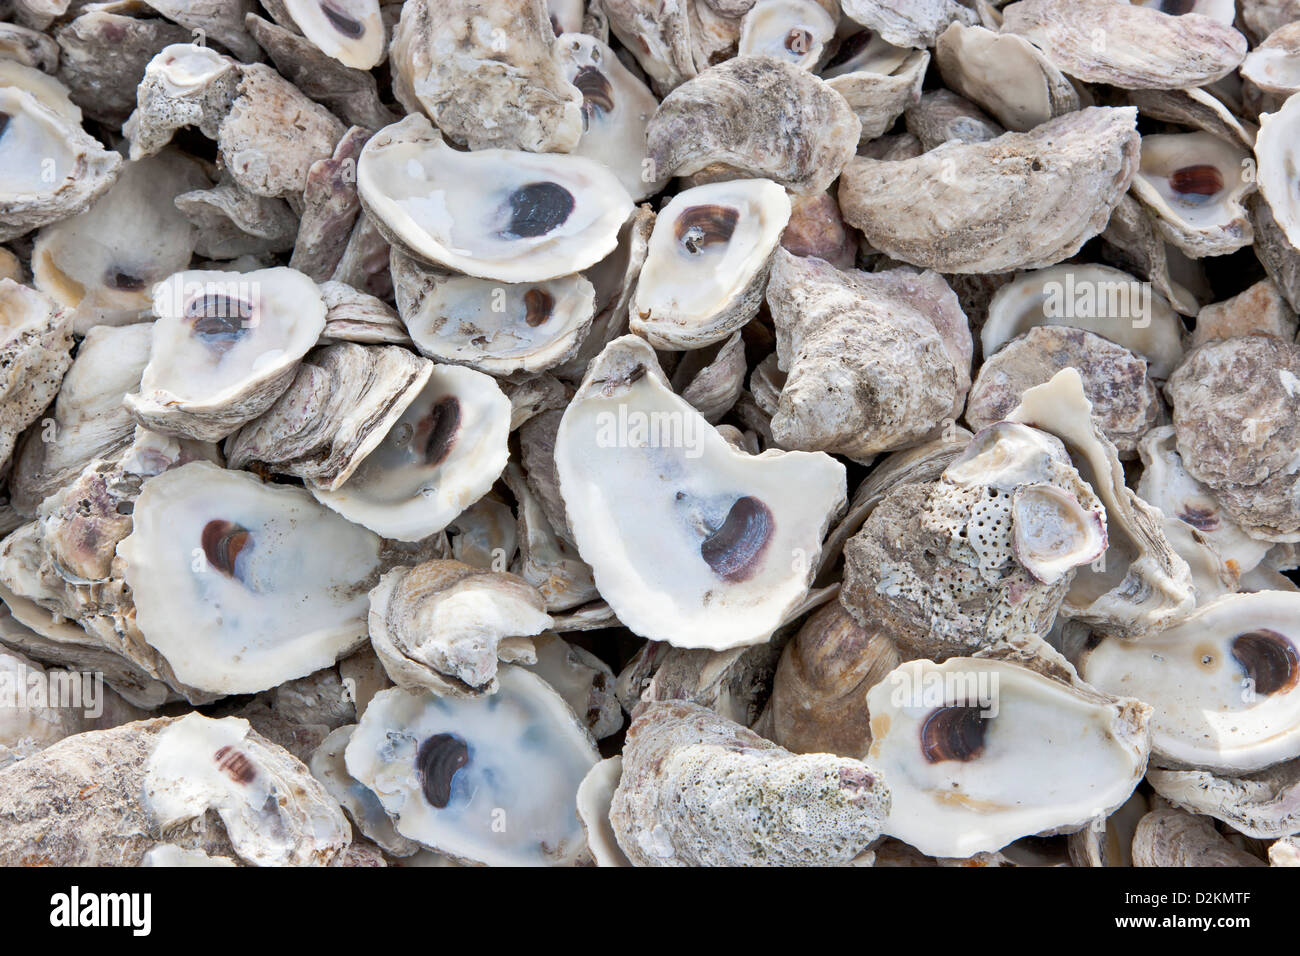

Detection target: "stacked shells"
[0, 0, 1298, 869]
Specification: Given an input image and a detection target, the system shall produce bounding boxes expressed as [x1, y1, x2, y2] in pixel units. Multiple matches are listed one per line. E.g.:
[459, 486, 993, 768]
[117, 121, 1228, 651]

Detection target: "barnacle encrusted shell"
[143, 713, 350, 867]
[274, 0, 386, 70]
[389, 0, 582, 153]
[841, 422, 1106, 659]
[840, 0, 976, 49]
[123, 44, 241, 160]
[1165, 335, 1300, 541]
[117, 461, 384, 696]
[645, 55, 861, 196]
[838, 107, 1141, 274]
[762, 601, 900, 759]
[765, 250, 971, 461]
[1081, 591, 1300, 773]
[0, 85, 121, 242]
[1255, 92, 1300, 251]
[1147, 759, 1300, 839]
[1007, 369, 1195, 636]
[935, 22, 1079, 133]
[981, 264, 1185, 380]
[357, 114, 634, 283]
[967, 326, 1162, 457]
[554, 335, 846, 651]
[1131, 807, 1265, 867]
[1132, 132, 1255, 258]
[630, 179, 791, 349]
[610, 700, 890, 866]
[225, 343, 433, 492]
[9, 322, 152, 514]
[866, 658, 1151, 858]
[0, 279, 73, 475]
[367, 560, 551, 698]
[345, 672, 598, 866]
[310, 364, 510, 541]
[1000, 0, 1248, 90]
[32, 151, 208, 333]
[124, 267, 327, 442]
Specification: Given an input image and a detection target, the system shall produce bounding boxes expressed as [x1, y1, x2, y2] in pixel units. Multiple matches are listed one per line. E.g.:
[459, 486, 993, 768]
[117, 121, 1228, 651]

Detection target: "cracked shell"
[122, 44, 240, 161]
[357, 114, 634, 283]
[344, 671, 598, 866]
[838, 107, 1140, 274]
[645, 55, 861, 196]
[144, 712, 349, 867]
[631, 179, 791, 350]
[310, 364, 511, 541]
[117, 461, 384, 696]
[124, 267, 327, 442]
[554, 335, 846, 651]
[866, 657, 1151, 858]
[1081, 591, 1300, 774]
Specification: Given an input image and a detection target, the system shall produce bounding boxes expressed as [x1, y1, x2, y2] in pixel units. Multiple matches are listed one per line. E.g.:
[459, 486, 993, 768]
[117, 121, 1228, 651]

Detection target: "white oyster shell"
[1132, 132, 1255, 258]
[311, 364, 511, 541]
[1255, 92, 1300, 252]
[866, 658, 1152, 858]
[344, 671, 599, 866]
[357, 114, 634, 283]
[280, 0, 385, 70]
[117, 461, 383, 695]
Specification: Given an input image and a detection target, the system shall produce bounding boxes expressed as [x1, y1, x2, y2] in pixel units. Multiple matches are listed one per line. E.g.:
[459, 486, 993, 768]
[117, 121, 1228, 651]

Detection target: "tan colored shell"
[0, 280, 73, 476]
[904, 89, 1004, 152]
[609, 700, 890, 866]
[1242, 23, 1300, 97]
[935, 22, 1080, 133]
[968, 326, 1162, 458]
[1100, 194, 1208, 318]
[766, 250, 971, 461]
[645, 55, 861, 196]
[602, 0, 697, 95]
[288, 127, 370, 282]
[761, 601, 900, 759]
[366, 560, 552, 698]
[217, 63, 347, 200]
[1128, 87, 1257, 152]
[839, 107, 1140, 274]
[1251, 193, 1300, 314]
[779, 193, 856, 269]
[225, 343, 433, 492]
[1165, 335, 1300, 541]
[840, 0, 977, 49]
[1190, 279, 1298, 347]
[389, 0, 581, 153]
[679, 332, 747, 424]
[1131, 808, 1265, 867]
[123, 44, 242, 161]
[823, 48, 928, 143]
[638, 640, 785, 728]
[1000, 0, 1248, 90]
[174, 176, 298, 261]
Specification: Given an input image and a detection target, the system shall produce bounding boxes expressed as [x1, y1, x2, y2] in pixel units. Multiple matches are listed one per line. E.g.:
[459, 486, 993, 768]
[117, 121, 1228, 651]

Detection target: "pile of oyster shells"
[1, 0, 1300, 869]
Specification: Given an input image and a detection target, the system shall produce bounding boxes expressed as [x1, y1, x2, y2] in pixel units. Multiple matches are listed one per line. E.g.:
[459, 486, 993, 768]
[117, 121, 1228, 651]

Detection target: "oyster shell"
[0, 280, 73, 476]
[122, 43, 241, 160]
[1081, 591, 1300, 774]
[645, 55, 861, 195]
[1255, 92, 1300, 252]
[272, 0, 385, 70]
[367, 560, 551, 698]
[1000, 0, 1248, 90]
[866, 657, 1151, 858]
[124, 267, 327, 442]
[630, 178, 791, 349]
[117, 461, 384, 695]
[309, 724, 419, 857]
[840, 0, 976, 49]
[576, 756, 629, 867]
[1132, 132, 1255, 258]
[738, 0, 837, 69]
[822, 34, 929, 143]
[0, 85, 121, 242]
[838, 107, 1141, 274]
[310, 364, 511, 541]
[1131, 807, 1265, 867]
[389, 0, 581, 153]
[357, 114, 634, 283]
[554, 335, 846, 651]
[610, 699, 890, 866]
[1242, 23, 1300, 97]
[345, 671, 598, 866]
